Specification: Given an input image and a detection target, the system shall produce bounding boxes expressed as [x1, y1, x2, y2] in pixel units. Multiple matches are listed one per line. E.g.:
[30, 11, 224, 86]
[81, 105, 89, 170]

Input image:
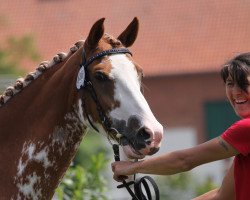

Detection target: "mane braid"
[0, 40, 85, 107]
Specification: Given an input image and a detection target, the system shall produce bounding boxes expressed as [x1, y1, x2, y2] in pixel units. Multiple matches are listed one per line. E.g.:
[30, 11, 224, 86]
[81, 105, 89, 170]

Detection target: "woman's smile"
[234, 98, 248, 104]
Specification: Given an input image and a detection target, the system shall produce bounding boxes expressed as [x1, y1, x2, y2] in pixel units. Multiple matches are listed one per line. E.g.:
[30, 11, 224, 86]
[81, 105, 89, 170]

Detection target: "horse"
[0, 17, 163, 200]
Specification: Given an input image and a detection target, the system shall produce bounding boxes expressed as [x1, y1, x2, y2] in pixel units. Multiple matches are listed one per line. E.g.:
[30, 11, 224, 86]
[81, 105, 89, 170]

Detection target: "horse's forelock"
[103, 33, 122, 47]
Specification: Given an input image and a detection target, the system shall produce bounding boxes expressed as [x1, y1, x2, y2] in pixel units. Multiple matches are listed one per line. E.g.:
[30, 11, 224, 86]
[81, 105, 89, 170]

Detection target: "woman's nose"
[232, 85, 243, 94]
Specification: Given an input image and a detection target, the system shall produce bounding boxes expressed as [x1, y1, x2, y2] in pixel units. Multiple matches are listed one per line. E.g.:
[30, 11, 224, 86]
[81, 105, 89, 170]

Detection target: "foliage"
[157, 172, 194, 200]
[0, 34, 40, 75]
[74, 131, 110, 169]
[157, 172, 218, 200]
[163, 172, 191, 190]
[195, 176, 217, 196]
[55, 153, 109, 200]
[55, 131, 111, 200]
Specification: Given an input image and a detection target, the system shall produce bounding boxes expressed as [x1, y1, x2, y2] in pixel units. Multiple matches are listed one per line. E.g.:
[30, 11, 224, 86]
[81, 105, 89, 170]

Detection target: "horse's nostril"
[149, 147, 159, 155]
[137, 127, 151, 141]
[133, 127, 153, 151]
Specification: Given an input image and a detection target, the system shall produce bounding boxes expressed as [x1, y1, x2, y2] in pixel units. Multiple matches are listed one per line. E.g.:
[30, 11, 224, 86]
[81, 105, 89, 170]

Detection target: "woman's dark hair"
[221, 52, 250, 92]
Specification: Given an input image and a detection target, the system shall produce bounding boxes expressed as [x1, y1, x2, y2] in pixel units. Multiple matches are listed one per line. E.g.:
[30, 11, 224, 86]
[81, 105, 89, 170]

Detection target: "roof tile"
[1, 0, 250, 76]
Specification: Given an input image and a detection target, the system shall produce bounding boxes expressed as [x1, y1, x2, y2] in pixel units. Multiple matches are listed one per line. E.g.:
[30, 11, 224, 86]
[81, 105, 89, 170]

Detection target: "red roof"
[1, 0, 250, 76]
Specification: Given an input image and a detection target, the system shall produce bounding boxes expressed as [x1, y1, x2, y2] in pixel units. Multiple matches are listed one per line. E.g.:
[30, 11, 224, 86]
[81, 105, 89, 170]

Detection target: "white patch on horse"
[50, 104, 86, 154]
[77, 99, 86, 124]
[34, 147, 52, 168]
[17, 142, 53, 177]
[51, 126, 67, 154]
[14, 105, 86, 198]
[16, 172, 42, 200]
[17, 159, 27, 177]
[28, 143, 36, 159]
[109, 54, 153, 122]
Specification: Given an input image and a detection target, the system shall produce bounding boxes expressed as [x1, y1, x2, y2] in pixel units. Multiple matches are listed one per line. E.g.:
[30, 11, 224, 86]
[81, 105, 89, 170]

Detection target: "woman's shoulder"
[223, 118, 250, 136]
[232, 118, 250, 128]
[223, 118, 250, 156]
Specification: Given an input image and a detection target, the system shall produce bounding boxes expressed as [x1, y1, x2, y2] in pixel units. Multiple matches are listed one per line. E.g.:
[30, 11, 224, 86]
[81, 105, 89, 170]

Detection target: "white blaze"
[109, 54, 161, 129]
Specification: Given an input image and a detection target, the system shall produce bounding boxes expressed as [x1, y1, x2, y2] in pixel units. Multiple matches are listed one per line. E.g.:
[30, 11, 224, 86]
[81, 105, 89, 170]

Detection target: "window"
[204, 100, 240, 140]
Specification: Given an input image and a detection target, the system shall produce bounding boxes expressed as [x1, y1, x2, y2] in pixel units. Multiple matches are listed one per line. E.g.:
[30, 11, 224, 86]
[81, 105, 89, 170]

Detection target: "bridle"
[77, 47, 160, 200]
[77, 47, 132, 136]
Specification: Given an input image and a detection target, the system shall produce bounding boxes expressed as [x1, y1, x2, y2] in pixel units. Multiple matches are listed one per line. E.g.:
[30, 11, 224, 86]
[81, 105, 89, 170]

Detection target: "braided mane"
[0, 40, 84, 107]
[0, 33, 121, 107]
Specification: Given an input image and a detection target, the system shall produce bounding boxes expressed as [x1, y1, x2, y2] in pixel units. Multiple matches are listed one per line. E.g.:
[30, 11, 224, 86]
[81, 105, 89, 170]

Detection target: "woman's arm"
[112, 136, 238, 178]
[192, 188, 219, 200]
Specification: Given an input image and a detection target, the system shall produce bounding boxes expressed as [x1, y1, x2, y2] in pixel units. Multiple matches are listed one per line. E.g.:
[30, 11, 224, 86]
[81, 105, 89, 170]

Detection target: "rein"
[77, 47, 160, 200]
[113, 144, 160, 200]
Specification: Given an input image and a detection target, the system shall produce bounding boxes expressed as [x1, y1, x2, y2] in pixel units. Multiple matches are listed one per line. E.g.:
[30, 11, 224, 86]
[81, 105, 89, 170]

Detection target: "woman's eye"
[95, 72, 109, 81]
[226, 82, 234, 87]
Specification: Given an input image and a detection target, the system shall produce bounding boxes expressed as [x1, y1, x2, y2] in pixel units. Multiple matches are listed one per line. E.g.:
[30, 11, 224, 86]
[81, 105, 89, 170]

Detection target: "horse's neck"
[0, 50, 83, 140]
[0, 47, 88, 199]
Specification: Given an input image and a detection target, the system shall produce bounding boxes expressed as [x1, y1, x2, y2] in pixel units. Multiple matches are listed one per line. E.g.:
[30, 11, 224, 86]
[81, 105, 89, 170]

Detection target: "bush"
[195, 176, 217, 197]
[55, 153, 109, 200]
[157, 172, 218, 199]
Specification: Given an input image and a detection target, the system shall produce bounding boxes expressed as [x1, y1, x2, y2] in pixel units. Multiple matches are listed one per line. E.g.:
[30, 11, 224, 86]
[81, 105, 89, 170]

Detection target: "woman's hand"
[111, 161, 139, 182]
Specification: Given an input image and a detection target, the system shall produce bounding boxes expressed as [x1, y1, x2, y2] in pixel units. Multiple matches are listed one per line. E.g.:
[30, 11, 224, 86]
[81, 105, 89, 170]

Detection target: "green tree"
[195, 176, 217, 197]
[0, 34, 40, 75]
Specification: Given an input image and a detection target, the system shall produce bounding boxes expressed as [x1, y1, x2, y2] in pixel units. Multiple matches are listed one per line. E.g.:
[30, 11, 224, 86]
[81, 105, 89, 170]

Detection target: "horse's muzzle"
[111, 115, 163, 158]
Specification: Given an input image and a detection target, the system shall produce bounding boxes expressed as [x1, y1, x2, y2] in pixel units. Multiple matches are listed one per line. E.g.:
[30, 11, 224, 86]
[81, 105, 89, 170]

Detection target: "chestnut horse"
[0, 18, 163, 199]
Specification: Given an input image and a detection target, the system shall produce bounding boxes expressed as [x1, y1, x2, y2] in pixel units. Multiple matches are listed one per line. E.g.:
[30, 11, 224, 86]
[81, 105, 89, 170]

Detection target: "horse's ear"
[85, 18, 105, 48]
[117, 17, 139, 47]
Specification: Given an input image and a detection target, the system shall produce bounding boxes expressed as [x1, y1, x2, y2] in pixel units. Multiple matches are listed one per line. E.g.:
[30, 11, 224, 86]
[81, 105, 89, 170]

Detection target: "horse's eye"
[95, 71, 109, 82]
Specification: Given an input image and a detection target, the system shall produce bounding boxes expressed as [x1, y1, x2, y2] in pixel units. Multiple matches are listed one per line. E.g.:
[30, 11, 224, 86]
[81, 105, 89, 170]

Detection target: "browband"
[82, 48, 132, 67]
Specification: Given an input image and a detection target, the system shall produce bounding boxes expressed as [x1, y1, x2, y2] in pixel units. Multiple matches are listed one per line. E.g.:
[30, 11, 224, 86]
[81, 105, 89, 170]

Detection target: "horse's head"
[79, 18, 163, 159]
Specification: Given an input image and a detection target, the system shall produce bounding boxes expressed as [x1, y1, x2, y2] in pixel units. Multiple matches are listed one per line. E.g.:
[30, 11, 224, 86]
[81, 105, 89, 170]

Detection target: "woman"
[112, 52, 250, 200]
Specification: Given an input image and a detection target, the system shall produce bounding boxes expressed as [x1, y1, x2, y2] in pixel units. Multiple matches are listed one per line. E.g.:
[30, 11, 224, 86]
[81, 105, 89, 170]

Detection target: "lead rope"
[112, 144, 160, 200]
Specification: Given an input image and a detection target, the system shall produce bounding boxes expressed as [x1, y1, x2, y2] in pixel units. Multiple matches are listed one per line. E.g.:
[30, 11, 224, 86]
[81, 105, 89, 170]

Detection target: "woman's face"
[226, 76, 250, 118]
